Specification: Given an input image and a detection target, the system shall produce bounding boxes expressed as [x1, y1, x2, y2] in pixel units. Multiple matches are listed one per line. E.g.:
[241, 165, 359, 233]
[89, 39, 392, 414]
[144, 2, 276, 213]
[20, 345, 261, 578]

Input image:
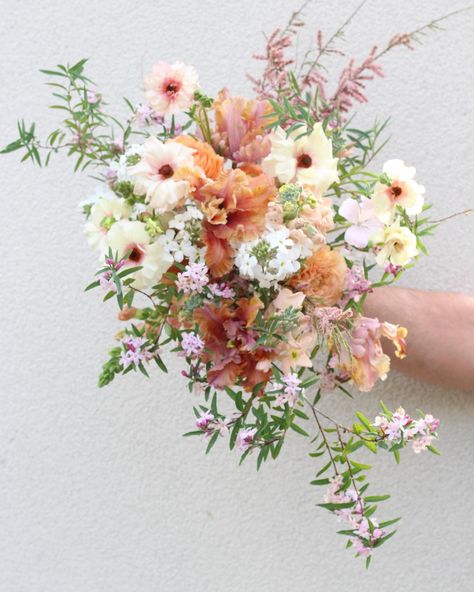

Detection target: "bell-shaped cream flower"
[128, 137, 195, 214]
[262, 124, 339, 195]
[372, 220, 418, 267]
[372, 159, 425, 224]
[106, 220, 173, 289]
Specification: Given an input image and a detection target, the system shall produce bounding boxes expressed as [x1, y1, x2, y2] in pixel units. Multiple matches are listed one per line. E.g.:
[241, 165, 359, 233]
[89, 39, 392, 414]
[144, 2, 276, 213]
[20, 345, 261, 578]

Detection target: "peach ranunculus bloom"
[286, 245, 347, 306]
[211, 89, 274, 163]
[174, 135, 224, 181]
[144, 62, 199, 116]
[330, 316, 407, 392]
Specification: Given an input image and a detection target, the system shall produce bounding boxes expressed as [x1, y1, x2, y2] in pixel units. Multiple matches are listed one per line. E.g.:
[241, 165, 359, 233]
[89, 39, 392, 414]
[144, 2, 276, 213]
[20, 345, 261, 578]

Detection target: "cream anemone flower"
[262, 124, 339, 194]
[106, 220, 173, 289]
[372, 159, 425, 223]
[127, 137, 195, 214]
[372, 220, 418, 267]
[84, 195, 132, 253]
[144, 61, 199, 116]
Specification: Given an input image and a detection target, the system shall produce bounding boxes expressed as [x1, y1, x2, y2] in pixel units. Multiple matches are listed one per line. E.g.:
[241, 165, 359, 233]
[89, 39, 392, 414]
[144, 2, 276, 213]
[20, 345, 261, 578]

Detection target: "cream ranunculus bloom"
[106, 220, 173, 289]
[372, 159, 425, 224]
[262, 124, 339, 195]
[127, 136, 195, 214]
[84, 195, 132, 253]
[372, 220, 418, 267]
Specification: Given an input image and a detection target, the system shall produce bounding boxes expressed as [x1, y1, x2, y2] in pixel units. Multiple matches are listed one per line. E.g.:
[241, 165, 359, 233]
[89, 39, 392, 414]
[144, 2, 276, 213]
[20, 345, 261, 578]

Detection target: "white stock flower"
[235, 227, 302, 287]
[372, 220, 418, 267]
[372, 159, 425, 223]
[106, 220, 173, 289]
[262, 124, 339, 195]
[127, 137, 194, 214]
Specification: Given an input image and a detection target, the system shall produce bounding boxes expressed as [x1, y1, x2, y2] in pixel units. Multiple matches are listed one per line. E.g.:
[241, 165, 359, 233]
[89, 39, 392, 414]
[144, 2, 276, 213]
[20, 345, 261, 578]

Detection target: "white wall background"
[0, 1, 473, 590]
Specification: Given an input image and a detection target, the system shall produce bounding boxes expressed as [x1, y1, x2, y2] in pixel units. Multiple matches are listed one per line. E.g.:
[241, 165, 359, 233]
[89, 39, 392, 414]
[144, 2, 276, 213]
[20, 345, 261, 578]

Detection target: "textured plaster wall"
[0, 1, 473, 590]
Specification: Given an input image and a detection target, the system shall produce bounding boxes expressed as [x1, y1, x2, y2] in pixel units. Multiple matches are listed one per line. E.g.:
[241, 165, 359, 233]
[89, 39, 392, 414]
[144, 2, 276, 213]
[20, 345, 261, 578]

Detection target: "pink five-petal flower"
[339, 197, 382, 248]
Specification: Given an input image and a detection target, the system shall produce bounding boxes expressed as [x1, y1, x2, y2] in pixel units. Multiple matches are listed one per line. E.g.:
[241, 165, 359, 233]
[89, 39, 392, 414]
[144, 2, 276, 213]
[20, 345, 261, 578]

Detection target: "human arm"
[363, 286, 474, 391]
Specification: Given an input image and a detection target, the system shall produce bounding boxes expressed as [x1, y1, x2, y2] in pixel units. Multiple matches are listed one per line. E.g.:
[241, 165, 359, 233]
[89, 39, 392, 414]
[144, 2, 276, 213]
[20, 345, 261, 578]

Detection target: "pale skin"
[363, 286, 474, 392]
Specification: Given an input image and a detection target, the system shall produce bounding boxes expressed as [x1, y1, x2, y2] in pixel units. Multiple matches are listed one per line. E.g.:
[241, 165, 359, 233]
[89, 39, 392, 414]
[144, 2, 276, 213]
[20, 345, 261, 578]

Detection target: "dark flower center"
[128, 245, 143, 263]
[165, 82, 179, 95]
[297, 153, 313, 168]
[391, 185, 402, 198]
[159, 164, 174, 179]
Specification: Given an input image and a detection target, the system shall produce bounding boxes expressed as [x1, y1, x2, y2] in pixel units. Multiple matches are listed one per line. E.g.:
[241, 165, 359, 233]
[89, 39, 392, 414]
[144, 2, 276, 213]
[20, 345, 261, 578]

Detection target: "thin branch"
[429, 208, 473, 224]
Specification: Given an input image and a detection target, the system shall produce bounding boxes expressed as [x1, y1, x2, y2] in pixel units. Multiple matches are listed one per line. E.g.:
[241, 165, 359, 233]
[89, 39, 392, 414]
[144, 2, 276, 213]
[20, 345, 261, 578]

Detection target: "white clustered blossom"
[235, 227, 302, 288]
[108, 144, 144, 183]
[157, 205, 204, 263]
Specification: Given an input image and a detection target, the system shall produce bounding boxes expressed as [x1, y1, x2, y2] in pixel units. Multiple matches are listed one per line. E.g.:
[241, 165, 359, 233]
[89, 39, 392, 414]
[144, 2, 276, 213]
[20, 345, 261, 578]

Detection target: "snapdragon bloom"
[331, 317, 407, 392]
[236, 427, 257, 452]
[340, 266, 372, 306]
[372, 220, 418, 267]
[176, 262, 209, 294]
[144, 62, 199, 116]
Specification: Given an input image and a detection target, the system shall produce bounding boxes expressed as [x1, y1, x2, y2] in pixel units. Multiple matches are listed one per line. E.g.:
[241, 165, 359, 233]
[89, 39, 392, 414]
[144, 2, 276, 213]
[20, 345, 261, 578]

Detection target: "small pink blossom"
[120, 335, 153, 369]
[181, 332, 204, 358]
[236, 427, 257, 452]
[176, 262, 209, 294]
[341, 266, 372, 307]
[276, 373, 303, 407]
[196, 411, 214, 431]
[207, 283, 235, 299]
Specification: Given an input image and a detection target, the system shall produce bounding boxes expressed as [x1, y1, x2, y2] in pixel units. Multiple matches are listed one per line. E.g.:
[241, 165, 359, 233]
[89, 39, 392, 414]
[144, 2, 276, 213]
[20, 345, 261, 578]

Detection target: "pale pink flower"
[236, 427, 257, 452]
[272, 287, 306, 311]
[181, 332, 204, 358]
[207, 283, 235, 299]
[331, 317, 390, 392]
[273, 319, 316, 374]
[127, 137, 194, 214]
[196, 411, 214, 431]
[352, 537, 373, 558]
[339, 197, 382, 248]
[120, 335, 153, 369]
[144, 62, 199, 116]
[340, 266, 372, 307]
[176, 262, 209, 294]
[276, 373, 303, 407]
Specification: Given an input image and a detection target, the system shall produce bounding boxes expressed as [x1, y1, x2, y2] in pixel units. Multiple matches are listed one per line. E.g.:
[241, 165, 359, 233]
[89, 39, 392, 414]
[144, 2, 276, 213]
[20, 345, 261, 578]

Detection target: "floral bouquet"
[4, 2, 460, 565]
